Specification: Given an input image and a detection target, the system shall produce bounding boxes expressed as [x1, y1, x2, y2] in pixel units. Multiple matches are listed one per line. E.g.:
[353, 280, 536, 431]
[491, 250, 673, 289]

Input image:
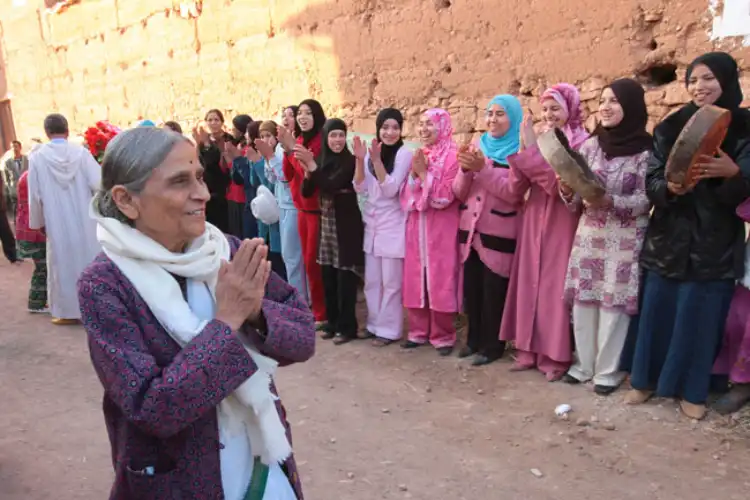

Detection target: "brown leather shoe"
[679, 400, 707, 420]
[51, 318, 80, 326]
[624, 389, 653, 405]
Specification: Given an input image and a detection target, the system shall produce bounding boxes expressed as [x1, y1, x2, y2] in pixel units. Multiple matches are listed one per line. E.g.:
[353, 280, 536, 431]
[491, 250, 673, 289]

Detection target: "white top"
[28, 139, 101, 318]
[186, 280, 296, 500]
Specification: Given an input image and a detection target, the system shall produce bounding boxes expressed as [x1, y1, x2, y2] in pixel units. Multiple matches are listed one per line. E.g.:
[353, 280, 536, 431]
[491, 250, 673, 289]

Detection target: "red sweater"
[283, 134, 322, 212]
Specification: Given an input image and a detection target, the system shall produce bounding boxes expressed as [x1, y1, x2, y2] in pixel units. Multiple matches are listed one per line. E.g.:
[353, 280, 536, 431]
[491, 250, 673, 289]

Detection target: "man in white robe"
[28, 114, 101, 324]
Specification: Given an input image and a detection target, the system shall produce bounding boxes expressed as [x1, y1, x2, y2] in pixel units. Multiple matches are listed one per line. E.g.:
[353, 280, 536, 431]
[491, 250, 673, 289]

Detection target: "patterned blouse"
[563, 137, 652, 315]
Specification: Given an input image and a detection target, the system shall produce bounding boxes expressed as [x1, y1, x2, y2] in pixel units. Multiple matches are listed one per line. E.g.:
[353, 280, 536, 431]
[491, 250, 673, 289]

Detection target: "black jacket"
[639, 122, 750, 281]
[301, 157, 365, 269]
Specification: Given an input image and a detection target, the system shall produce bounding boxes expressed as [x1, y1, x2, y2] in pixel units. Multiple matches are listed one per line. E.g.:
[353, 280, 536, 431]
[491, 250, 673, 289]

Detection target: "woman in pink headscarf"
[499, 83, 588, 381]
[400, 109, 461, 356]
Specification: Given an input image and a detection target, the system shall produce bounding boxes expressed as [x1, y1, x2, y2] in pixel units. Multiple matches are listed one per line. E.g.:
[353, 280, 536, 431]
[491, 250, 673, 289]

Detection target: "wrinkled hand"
[352, 136, 367, 160]
[293, 144, 314, 167]
[254, 138, 275, 160]
[192, 122, 210, 147]
[696, 150, 740, 179]
[667, 181, 691, 196]
[521, 114, 537, 149]
[215, 238, 271, 331]
[277, 125, 296, 152]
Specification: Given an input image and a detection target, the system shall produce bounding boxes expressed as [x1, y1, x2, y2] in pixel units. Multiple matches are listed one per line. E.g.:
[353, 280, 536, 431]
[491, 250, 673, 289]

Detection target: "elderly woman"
[78, 127, 315, 499]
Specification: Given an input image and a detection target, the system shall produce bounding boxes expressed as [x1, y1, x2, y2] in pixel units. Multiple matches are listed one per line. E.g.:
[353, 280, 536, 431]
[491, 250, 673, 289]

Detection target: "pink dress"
[400, 109, 461, 349]
[499, 145, 581, 375]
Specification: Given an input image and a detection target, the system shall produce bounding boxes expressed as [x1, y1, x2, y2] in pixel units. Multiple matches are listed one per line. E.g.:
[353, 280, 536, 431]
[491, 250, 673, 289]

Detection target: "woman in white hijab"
[78, 127, 314, 499]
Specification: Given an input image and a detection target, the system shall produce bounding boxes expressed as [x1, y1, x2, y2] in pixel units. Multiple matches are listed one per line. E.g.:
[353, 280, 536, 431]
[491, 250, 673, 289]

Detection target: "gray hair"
[96, 127, 192, 224]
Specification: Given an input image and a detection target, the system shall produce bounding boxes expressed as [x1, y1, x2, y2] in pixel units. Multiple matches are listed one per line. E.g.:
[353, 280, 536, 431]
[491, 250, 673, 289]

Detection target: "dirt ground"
[1, 259, 750, 500]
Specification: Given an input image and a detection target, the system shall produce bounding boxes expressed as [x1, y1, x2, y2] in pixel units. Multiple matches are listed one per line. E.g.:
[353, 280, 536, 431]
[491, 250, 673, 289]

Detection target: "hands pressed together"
[215, 238, 272, 331]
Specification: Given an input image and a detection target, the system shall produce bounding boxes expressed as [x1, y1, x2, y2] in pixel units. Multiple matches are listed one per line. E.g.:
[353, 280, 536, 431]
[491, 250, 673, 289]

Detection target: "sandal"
[358, 329, 375, 340]
[333, 333, 355, 345]
[371, 337, 395, 347]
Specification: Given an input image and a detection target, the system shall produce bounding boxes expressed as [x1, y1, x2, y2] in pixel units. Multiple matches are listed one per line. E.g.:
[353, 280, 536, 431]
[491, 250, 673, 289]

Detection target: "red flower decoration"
[83, 120, 121, 164]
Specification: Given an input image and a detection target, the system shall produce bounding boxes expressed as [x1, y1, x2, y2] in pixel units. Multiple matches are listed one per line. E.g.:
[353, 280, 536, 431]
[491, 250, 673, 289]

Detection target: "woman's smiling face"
[688, 64, 722, 107]
[418, 114, 438, 146]
[541, 98, 568, 130]
[486, 104, 511, 138]
[297, 105, 314, 132]
[379, 119, 402, 146]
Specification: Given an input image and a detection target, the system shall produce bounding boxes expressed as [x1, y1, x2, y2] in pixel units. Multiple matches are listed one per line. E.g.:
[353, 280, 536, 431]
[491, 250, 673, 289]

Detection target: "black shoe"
[594, 384, 618, 396]
[436, 346, 454, 357]
[471, 354, 500, 367]
[561, 373, 581, 385]
[458, 346, 476, 358]
[402, 340, 423, 349]
[320, 330, 335, 340]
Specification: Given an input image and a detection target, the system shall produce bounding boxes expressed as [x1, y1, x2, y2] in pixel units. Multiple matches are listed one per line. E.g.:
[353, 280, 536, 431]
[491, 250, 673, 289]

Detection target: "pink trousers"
[515, 349, 570, 379]
[364, 254, 404, 340]
[407, 307, 456, 348]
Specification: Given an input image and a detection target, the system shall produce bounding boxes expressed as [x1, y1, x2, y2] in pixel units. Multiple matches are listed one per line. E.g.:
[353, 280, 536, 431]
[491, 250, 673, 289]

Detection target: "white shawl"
[91, 202, 292, 465]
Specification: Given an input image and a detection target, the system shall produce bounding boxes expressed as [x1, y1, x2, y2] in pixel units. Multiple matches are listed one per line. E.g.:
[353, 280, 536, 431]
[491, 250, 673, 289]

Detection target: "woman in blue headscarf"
[453, 94, 525, 366]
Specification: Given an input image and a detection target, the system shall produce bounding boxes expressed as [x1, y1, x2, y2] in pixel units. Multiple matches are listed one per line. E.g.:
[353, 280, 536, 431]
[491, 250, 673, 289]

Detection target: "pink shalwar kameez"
[499, 83, 587, 380]
[401, 109, 461, 349]
[354, 147, 413, 341]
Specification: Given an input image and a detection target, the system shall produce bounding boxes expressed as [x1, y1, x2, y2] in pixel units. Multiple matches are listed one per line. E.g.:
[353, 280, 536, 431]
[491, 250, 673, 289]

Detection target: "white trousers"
[568, 304, 630, 387]
[364, 253, 404, 340]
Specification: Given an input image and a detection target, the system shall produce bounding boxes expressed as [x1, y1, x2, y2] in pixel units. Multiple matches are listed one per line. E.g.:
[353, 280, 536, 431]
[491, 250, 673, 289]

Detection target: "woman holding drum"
[626, 52, 750, 420]
[559, 79, 654, 396]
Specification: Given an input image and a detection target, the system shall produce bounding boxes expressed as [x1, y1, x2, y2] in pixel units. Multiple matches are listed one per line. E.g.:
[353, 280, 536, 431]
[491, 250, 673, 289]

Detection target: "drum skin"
[537, 127, 606, 202]
[665, 105, 731, 188]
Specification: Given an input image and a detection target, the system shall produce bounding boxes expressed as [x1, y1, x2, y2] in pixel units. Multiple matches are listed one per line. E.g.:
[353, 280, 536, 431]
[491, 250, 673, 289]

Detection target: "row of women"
[194, 51, 750, 420]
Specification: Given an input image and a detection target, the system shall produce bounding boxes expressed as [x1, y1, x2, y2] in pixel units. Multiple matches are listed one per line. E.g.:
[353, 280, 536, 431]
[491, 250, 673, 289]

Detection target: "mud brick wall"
[0, 0, 748, 142]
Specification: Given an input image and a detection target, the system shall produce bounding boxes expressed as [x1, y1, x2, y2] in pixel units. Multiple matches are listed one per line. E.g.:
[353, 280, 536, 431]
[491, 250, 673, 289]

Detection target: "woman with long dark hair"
[280, 99, 329, 328]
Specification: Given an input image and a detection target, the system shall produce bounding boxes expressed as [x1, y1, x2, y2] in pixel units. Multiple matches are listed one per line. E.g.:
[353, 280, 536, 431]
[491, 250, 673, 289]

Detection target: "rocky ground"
[1, 258, 749, 500]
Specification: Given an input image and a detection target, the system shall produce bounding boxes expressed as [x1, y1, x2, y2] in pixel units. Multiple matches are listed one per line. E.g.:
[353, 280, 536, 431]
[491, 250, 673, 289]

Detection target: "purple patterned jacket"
[77, 236, 315, 500]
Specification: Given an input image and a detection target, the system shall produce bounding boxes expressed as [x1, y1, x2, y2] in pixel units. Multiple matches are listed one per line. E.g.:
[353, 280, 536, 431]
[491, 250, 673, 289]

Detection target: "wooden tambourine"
[665, 105, 731, 188]
[537, 127, 605, 202]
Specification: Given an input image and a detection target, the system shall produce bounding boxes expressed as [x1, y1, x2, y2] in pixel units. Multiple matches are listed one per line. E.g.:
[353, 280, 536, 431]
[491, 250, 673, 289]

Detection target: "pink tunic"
[453, 159, 523, 278]
[401, 154, 461, 313]
[499, 145, 581, 364]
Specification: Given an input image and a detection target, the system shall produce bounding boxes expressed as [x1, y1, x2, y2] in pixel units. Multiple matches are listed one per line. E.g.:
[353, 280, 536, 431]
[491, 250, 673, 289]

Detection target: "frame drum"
[665, 105, 731, 188]
[537, 127, 605, 202]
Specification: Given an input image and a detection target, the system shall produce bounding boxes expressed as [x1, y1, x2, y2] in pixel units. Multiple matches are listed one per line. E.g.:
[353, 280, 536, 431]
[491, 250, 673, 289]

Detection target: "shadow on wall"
[277, 0, 747, 137]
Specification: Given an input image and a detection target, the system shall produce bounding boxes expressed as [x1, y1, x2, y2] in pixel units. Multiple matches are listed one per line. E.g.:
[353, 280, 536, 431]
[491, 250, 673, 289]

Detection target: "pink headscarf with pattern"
[422, 108, 457, 174]
[540, 83, 589, 149]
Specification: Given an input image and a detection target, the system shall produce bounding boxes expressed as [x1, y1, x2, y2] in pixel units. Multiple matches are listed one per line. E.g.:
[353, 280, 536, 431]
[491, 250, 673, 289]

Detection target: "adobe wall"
[0, 0, 748, 142]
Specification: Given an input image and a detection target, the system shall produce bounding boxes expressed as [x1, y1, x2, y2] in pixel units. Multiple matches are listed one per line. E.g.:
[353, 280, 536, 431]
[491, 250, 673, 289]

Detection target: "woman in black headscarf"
[625, 52, 750, 420]
[559, 78, 653, 395]
[300, 118, 365, 344]
[353, 108, 413, 347]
